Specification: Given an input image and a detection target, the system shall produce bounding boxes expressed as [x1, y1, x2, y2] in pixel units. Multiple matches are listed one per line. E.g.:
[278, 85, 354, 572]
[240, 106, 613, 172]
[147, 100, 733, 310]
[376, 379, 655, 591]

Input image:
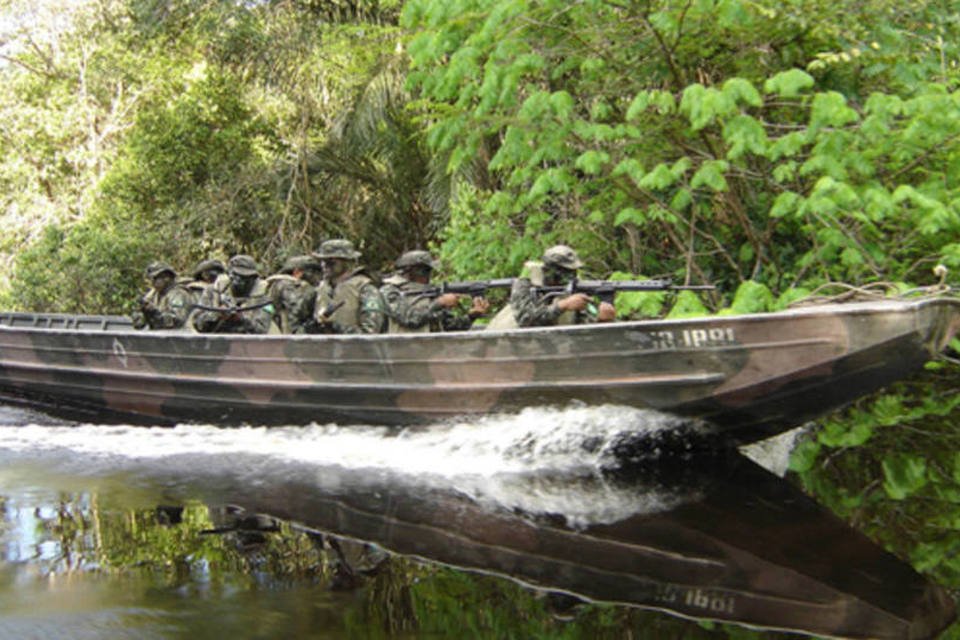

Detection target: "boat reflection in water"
[137, 447, 954, 638]
[0, 407, 955, 639]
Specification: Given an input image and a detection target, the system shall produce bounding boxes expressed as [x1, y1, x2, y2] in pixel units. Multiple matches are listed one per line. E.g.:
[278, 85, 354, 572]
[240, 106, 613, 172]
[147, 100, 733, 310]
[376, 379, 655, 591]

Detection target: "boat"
[0, 294, 958, 442]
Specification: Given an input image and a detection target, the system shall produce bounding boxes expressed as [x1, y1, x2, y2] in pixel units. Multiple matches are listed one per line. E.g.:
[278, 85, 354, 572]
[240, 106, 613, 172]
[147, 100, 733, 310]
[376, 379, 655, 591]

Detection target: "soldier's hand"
[556, 292, 590, 312]
[468, 296, 490, 317]
[435, 293, 459, 308]
[597, 301, 616, 322]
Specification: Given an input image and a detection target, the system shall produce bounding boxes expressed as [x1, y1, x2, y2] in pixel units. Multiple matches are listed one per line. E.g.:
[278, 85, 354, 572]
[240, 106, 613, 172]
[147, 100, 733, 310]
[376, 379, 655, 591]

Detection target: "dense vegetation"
[2, 0, 958, 312]
[1, 0, 960, 631]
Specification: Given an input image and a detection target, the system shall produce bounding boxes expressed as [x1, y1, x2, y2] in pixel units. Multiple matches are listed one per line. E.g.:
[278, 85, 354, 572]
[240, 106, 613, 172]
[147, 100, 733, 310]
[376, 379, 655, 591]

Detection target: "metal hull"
[1, 297, 958, 442]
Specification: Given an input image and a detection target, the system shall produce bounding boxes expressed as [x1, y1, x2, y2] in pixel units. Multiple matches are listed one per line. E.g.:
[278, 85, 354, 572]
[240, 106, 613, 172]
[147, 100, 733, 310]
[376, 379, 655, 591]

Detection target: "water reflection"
[0, 405, 955, 639]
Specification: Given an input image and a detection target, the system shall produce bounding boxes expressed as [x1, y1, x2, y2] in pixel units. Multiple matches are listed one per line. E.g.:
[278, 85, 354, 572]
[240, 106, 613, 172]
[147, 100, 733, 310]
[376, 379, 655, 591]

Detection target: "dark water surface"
[0, 404, 954, 639]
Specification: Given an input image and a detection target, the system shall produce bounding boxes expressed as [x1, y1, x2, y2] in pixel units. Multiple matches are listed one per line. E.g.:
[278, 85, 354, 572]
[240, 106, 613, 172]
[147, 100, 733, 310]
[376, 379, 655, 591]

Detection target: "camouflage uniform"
[311, 240, 385, 334]
[192, 255, 275, 334]
[381, 251, 478, 333]
[266, 255, 319, 334]
[181, 258, 225, 302]
[509, 245, 595, 327]
[131, 262, 194, 330]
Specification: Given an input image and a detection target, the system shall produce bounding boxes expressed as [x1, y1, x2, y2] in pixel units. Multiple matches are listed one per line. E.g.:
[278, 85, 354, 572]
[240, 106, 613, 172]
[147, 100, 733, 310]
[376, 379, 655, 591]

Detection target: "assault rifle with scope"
[532, 278, 714, 303]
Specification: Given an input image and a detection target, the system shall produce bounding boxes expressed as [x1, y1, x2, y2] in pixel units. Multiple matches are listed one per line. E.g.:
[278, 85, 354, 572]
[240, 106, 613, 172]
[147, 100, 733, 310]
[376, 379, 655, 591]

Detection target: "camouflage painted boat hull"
[0, 296, 958, 442]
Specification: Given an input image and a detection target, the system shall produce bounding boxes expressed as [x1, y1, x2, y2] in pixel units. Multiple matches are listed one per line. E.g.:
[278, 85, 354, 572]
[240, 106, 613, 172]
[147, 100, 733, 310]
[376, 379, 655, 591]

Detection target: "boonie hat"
[191, 259, 225, 279]
[281, 255, 322, 274]
[145, 261, 176, 278]
[313, 239, 361, 260]
[227, 254, 259, 276]
[395, 250, 438, 270]
[542, 245, 584, 270]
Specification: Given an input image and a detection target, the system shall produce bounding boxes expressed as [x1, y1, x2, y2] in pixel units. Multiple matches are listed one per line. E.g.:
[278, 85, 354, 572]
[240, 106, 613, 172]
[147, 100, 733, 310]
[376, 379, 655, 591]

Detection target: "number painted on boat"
[646, 327, 737, 350]
[652, 585, 736, 615]
[681, 327, 736, 348]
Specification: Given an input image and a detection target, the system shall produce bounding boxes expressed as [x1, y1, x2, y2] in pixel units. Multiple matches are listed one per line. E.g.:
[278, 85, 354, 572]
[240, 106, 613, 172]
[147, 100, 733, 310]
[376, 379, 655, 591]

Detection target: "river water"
[0, 403, 953, 639]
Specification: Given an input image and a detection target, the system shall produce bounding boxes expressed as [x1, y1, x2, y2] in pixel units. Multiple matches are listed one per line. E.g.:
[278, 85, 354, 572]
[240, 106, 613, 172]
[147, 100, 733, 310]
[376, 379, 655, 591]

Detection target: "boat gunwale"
[0, 296, 955, 344]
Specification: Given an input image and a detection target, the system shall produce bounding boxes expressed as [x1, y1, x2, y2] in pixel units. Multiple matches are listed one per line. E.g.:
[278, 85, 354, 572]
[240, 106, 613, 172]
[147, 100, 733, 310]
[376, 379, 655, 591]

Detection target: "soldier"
[492, 245, 616, 329]
[192, 254, 275, 334]
[266, 255, 322, 334]
[381, 250, 490, 333]
[131, 262, 194, 330]
[181, 258, 226, 301]
[310, 239, 385, 334]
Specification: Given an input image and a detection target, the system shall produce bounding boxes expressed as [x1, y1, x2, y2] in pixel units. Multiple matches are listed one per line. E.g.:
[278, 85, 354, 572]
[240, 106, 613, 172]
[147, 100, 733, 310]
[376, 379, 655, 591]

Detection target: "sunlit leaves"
[809, 92, 859, 130]
[883, 455, 928, 500]
[763, 69, 815, 98]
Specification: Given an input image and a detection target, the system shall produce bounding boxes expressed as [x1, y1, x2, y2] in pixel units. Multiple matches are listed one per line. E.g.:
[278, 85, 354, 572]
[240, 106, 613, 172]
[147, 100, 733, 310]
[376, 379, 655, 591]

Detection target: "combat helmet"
[227, 254, 260, 276]
[191, 259, 225, 280]
[313, 239, 361, 260]
[145, 261, 176, 279]
[395, 250, 438, 271]
[542, 245, 584, 270]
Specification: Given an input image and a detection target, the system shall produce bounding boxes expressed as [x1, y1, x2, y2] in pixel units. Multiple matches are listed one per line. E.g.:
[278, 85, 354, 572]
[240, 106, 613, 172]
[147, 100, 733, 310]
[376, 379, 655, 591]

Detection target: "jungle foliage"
[1, 0, 958, 311]
[1, 0, 960, 626]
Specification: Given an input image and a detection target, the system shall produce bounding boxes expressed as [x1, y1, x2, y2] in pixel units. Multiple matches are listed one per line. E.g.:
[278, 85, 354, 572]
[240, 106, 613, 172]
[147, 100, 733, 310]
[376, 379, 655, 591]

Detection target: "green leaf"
[671, 188, 692, 210]
[681, 84, 736, 130]
[549, 90, 575, 118]
[638, 162, 676, 190]
[809, 91, 859, 129]
[772, 162, 796, 183]
[690, 160, 729, 192]
[763, 69, 815, 98]
[769, 131, 808, 160]
[614, 207, 645, 227]
[840, 247, 864, 266]
[665, 289, 710, 318]
[769, 191, 801, 218]
[574, 150, 610, 175]
[788, 439, 821, 473]
[722, 77, 762, 107]
[882, 454, 928, 500]
[723, 115, 769, 158]
[612, 158, 645, 183]
[626, 91, 651, 121]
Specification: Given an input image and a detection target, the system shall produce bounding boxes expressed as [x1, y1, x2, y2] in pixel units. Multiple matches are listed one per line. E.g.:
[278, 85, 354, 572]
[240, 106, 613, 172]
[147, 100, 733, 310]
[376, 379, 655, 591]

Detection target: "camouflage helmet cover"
[227, 254, 259, 276]
[191, 259, 225, 279]
[313, 239, 361, 260]
[281, 255, 322, 274]
[395, 250, 438, 271]
[542, 245, 584, 270]
[145, 261, 176, 279]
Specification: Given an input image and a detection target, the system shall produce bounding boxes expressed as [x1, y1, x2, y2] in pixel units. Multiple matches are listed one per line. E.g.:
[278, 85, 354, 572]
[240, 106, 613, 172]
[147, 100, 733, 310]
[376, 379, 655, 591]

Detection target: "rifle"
[399, 278, 516, 298]
[534, 278, 714, 303]
[192, 300, 276, 333]
[191, 300, 276, 315]
[300, 300, 347, 334]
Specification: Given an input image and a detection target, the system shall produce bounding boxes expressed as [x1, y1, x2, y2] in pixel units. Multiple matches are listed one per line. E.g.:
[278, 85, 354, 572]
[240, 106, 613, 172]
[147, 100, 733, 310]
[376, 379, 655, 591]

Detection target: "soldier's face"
[300, 267, 322, 286]
[152, 273, 174, 291]
[406, 266, 432, 284]
[544, 266, 576, 286]
[201, 269, 222, 283]
[229, 271, 256, 296]
[322, 258, 349, 281]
